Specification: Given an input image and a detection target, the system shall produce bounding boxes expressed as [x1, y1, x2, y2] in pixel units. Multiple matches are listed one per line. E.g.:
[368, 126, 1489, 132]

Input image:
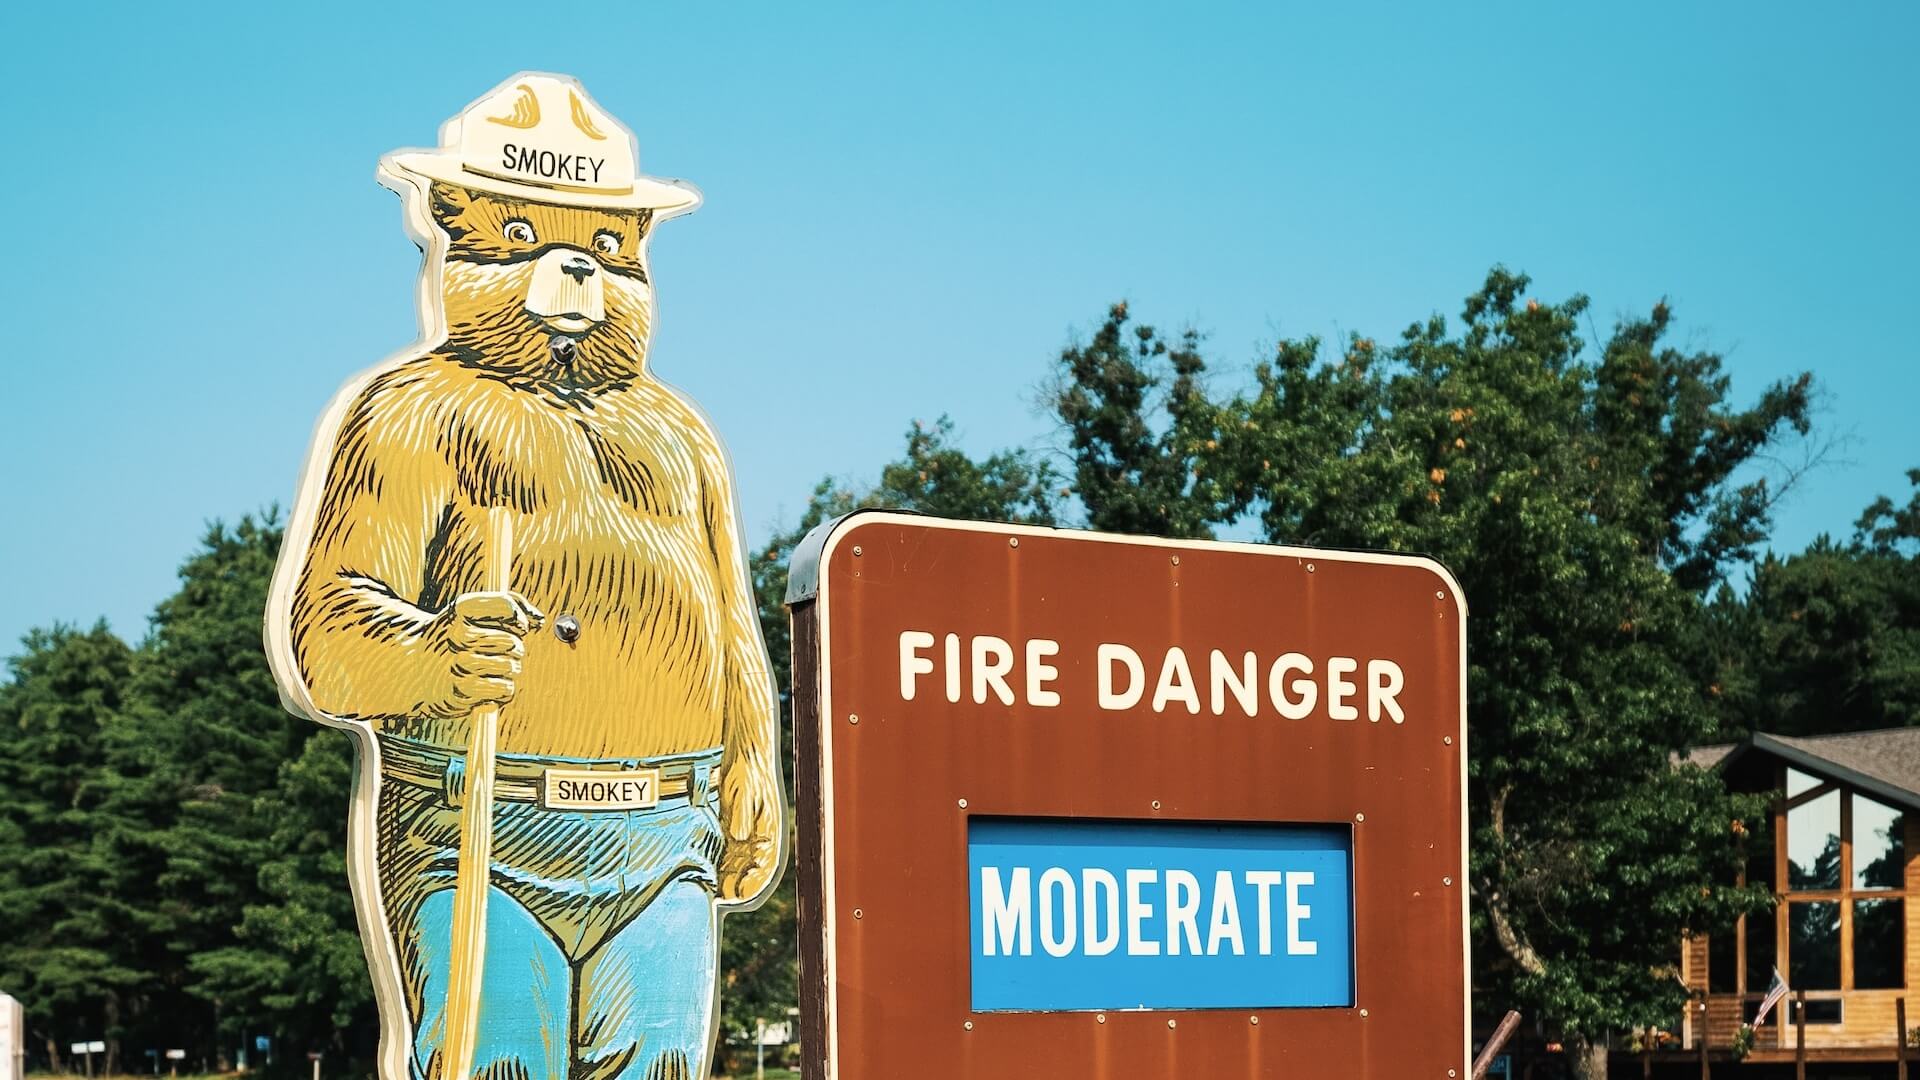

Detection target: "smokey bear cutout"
[265, 74, 784, 1080]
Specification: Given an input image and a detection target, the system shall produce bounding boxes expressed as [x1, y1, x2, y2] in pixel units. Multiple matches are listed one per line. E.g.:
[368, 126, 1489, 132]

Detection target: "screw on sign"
[785, 513, 1469, 1079]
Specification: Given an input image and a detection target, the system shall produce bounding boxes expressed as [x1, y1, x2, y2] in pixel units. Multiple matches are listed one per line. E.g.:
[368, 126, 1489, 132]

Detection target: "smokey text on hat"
[501, 144, 608, 185]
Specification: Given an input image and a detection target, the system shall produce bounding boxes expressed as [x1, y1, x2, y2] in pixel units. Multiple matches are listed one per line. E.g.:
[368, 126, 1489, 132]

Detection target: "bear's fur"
[287, 181, 780, 900]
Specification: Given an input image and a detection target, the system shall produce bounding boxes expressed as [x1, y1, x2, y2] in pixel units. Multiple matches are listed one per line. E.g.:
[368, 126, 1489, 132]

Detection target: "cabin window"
[1787, 901, 1840, 990]
[1708, 931, 1738, 994]
[1786, 770, 1841, 890]
[1744, 917, 1776, 993]
[1852, 795, 1905, 891]
[1789, 998, 1843, 1024]
[1703, 762, 1912, 1006]
[1852, 898, 1903, 989]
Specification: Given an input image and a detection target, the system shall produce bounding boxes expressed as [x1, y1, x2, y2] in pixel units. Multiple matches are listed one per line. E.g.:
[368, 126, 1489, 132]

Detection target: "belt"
[378, 737, 710, 808]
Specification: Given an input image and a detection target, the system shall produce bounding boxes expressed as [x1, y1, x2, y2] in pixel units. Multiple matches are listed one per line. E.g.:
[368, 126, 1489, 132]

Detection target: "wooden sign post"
[787, 512, 1468, 1079]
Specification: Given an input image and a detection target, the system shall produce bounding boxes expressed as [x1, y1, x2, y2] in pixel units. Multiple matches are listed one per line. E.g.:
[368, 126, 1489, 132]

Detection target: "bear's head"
[429, 182, 658, 387]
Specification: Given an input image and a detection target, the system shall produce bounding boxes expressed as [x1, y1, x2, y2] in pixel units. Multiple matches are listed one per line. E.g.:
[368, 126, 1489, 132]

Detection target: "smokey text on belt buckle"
[540, 767, 662, 811]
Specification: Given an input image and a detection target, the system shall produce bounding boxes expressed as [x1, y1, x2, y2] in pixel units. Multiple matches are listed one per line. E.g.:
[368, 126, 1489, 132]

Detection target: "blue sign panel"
[968, 817, 1353, 1011]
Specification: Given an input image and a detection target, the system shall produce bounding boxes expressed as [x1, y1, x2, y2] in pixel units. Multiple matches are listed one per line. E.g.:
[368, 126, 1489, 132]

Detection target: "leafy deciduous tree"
[1053, 270, 1805, 1078]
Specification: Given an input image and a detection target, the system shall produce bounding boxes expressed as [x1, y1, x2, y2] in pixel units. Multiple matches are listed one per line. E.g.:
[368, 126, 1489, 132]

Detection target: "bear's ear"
[429, 182, 475, 240]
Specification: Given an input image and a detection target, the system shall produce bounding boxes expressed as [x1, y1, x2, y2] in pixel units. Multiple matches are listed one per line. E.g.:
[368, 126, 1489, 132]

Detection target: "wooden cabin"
[1677, 728, 1919, 1070]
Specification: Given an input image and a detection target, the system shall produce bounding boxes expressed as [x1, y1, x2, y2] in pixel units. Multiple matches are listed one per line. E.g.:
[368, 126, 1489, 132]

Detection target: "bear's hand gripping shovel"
[440, 507, 513, 1080]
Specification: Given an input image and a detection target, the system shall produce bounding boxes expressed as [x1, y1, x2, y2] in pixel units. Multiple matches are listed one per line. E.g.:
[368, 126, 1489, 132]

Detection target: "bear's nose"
[561, 256, 597, 283]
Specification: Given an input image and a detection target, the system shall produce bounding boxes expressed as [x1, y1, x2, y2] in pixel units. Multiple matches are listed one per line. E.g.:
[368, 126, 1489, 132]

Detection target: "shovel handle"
[439, 507, 513, 1080]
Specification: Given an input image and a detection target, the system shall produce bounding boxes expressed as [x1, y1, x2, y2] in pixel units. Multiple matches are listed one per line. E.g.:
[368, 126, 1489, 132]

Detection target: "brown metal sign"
[787, 513, 1467, 1078]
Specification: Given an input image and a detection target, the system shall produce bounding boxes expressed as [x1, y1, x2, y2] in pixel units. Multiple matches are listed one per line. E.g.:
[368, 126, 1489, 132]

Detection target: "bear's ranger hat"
[384, 72, 700, 214]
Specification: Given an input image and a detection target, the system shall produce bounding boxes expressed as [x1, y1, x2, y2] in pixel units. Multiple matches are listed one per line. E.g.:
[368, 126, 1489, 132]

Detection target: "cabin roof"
[1690, 727, 1920, 813]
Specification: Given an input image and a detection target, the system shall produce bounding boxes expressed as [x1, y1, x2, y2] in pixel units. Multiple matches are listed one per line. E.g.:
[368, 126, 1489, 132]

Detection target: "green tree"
[1052, 271, 1802, 1078]
[191, 729, 375, 1063]
[0, 623, 138, 1072]
[750, 414, 1062, 773]
[1050, 303, 1216, 538]
[94, 515, 317, 1065]
[1711, 471, 1920, 736]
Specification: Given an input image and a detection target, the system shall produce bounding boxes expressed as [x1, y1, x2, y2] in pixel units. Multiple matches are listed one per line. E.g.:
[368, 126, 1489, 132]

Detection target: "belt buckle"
[539, 767, 662, 811]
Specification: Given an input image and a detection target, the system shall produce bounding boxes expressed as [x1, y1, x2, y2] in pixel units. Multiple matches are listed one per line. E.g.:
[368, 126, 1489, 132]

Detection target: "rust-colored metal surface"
[789, 513, 1467, 1079]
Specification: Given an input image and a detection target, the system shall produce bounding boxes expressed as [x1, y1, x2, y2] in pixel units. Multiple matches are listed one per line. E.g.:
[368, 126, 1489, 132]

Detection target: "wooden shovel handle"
[439, 507, 512, 1080]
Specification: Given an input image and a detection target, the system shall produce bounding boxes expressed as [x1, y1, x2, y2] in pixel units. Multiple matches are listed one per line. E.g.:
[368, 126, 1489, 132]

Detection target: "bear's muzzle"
[526, 247, 607, 333]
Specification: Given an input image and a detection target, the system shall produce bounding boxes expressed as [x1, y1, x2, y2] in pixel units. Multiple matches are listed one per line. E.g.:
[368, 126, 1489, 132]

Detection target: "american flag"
[1752, 966, 1790, 1028]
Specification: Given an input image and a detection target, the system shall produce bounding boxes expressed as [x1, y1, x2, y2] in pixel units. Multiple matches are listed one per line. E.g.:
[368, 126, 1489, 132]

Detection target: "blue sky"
[2, 2, 1915, 651]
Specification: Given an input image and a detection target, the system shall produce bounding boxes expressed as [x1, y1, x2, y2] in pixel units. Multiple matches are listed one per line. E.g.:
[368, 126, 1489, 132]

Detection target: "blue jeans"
[376, 739, 725, 1080]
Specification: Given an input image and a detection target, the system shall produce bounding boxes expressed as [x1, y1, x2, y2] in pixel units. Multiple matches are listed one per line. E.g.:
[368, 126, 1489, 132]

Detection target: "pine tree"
[192, 729, 375, 1061]
[0, 623, 138, 1071]
[95, 515, 314, 1064]
[1712, 471, 1920, 735]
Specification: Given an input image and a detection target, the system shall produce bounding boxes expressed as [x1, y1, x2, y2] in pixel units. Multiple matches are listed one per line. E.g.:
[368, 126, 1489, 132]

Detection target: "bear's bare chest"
[409, 378, 723, 627]
[435, 388, 713, 582]
[449, 391, 698, 519]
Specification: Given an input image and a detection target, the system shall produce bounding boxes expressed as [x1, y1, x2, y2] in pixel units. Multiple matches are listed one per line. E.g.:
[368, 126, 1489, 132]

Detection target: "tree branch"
[1485, 786, 1549, 977]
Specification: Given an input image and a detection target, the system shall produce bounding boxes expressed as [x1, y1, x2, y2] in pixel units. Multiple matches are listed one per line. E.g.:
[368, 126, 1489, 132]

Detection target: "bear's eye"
[503, 219, 538, 245]
[592, 231, 622, 257]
